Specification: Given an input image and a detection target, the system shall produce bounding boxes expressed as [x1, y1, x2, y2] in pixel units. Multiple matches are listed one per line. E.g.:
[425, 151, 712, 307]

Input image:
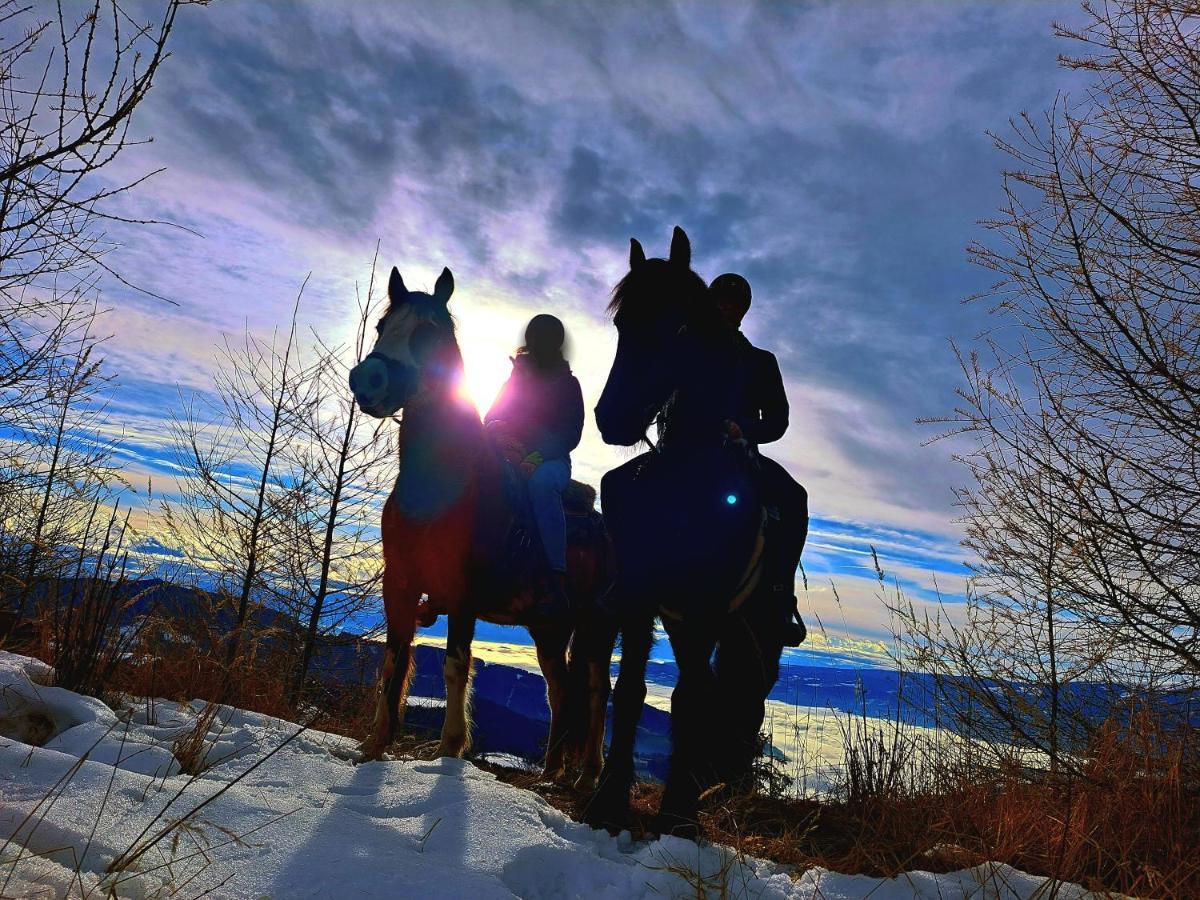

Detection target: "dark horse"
[349, 265, 611, 783]
[583, 227, 797, 835]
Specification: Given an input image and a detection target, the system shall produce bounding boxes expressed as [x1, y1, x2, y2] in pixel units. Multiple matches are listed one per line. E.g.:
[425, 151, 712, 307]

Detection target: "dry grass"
[98, 604, 380, 748]
[13, 579, 385, 757]
[171, 701, 222, 776]
[481, 708, 1200, 899]
[935, 711, 1200, 898]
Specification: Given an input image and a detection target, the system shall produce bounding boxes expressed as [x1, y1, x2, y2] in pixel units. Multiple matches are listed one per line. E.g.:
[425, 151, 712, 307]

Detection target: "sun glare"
[457, 358, 511, 414]
[454, 306, 525, 415]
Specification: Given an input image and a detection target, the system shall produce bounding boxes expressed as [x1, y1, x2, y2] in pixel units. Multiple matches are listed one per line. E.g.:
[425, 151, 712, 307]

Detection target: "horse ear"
[669, 226, 691, 269]
[388, 267, 409, 303]
[433, 267, 455, 305]
[629, 238, 646, 269]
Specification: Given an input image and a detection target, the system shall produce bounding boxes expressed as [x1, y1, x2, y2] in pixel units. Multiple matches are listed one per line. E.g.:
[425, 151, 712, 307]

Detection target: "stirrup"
[783, 607, 806, 647]
[770, 584, 806, 647]
[782, 620, 806, 647]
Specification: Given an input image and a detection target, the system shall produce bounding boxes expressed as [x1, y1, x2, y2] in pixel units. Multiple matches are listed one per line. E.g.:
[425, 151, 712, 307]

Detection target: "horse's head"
[349, 265, 462, 417]
[595, 226, 710, 446]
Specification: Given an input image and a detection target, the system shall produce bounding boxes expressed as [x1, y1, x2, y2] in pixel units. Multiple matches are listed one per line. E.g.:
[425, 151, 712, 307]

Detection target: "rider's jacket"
[662, 328, 789, 452]
[485, 352, 584, 461]
[724, 331, 788, 448]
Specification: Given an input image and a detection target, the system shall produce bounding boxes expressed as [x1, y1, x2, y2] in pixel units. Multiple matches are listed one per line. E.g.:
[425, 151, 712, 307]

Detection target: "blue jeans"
[528, 458, 570, 572]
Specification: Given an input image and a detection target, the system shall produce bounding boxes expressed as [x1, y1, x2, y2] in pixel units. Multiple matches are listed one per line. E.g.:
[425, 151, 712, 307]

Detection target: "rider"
[709, 273, 808, 647]
[485, 314, 584, 608]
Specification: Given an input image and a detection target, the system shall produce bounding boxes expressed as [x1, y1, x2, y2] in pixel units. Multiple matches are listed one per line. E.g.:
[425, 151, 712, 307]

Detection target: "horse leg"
[359, 577, 418, 761]
[574, 609, 618, 790]
[712, 605, 785, 794]
[575, 655, 612, 790]
[530, 622, 571, 781]
[437, 610, 476, 758]
[654, 616, 720, 838]
[570, 605, 618, 791]
[564, 532, 614, 789]
[583, 612, 650, 830]
[606, 613, 653, 787]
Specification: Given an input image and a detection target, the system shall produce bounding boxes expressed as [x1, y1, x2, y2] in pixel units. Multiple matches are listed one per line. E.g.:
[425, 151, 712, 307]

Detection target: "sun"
[457, 353, 513, 415]
[452, 306, 525, 415]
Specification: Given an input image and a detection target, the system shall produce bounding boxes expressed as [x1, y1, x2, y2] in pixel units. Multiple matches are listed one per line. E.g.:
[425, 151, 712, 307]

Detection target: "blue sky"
[69, 0, 1094, 662]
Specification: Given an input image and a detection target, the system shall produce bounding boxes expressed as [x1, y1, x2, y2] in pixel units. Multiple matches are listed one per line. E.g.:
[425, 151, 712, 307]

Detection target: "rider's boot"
[774, 584, 806, 648]
[762, 514, 806, 647]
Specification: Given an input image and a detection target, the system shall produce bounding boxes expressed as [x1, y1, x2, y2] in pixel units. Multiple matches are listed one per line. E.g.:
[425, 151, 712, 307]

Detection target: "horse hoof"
[356, 741, 384, 763]
[582, 780, 632, 832]
[574, 768, 601, 791]
[540, 765, 567, 783]
[436, 740, 467, 759]
[582, 802, 629, 833]
[649, 811, 701, 841]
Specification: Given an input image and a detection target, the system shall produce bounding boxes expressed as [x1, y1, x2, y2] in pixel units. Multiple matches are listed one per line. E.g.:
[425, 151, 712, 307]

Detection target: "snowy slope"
[0, 652, 1101, 899]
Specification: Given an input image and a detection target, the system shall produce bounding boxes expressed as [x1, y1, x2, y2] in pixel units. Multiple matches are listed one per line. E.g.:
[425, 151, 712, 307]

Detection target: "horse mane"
[607, 258, 715, 332]
[605, 250, 732, 449]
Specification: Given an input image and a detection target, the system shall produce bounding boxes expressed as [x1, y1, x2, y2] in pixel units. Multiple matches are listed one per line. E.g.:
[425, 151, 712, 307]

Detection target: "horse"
[348, 264, 611, 784]
[582, 226, 798, 836]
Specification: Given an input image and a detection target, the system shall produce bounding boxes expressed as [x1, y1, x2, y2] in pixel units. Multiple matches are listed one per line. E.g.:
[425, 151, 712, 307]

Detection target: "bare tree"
[161, 285, 318, 665]
[1, 0, 199, 641]
[906, 0, 1200, 763]
[278, 261, 393, 700]
[1, 307, 124, 640]
[1, 0, 196, 424]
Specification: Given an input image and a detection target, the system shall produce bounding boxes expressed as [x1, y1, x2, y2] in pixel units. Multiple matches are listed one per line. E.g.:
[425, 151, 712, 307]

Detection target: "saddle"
[493, 455, 602, 581]
[601, 442, 767, 620]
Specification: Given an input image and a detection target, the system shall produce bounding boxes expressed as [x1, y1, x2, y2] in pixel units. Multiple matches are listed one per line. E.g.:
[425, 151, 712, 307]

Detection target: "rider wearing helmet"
[710, 273, 808, 647]
[485, 315, 584, 607]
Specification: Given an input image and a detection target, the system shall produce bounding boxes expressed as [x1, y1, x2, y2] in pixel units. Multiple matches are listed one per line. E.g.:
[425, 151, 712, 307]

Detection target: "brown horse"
[349, 265, 611, 782]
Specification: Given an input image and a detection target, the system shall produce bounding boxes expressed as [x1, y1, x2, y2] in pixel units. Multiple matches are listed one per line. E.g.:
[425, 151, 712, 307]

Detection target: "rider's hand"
[521, 451, 544, 475]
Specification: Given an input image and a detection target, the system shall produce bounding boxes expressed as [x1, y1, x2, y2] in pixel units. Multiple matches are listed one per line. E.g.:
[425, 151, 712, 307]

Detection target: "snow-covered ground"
[0, 652, 1100, 899]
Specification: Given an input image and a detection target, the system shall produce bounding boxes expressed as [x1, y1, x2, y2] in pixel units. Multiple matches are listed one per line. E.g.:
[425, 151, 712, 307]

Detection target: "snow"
[0, 652, 1104, 899]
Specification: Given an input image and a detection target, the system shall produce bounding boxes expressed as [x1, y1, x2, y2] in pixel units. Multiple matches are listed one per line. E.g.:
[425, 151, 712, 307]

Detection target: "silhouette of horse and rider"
[347, 225, 808, 837]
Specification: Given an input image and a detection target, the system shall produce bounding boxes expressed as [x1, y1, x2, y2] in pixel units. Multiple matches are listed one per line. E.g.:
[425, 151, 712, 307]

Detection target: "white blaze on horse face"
[373, 304, 420, 367]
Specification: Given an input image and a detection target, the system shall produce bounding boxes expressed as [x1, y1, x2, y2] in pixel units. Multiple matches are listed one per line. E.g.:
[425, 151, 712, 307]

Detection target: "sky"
[55, 0, 1093, 664]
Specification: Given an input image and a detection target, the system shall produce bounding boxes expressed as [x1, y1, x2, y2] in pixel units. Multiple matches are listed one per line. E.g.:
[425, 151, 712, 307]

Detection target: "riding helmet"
[710, 273, 752, 310]
[525, 314, 566, 353]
